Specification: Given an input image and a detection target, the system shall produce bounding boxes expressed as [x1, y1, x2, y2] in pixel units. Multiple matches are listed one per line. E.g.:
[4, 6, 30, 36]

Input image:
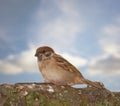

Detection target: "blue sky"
[0, 0, 120, 91]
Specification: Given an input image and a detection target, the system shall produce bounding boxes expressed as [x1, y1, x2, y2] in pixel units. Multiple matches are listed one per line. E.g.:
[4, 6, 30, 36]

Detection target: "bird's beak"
[34, 52, 37, 57]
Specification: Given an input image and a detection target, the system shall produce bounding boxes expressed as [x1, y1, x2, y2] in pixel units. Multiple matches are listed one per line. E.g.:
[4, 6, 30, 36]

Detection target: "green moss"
[1, 83, 120, 106]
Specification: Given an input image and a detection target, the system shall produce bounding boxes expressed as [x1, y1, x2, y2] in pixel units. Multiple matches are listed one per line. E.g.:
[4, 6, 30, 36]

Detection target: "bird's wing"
[53, 54, 83, 77]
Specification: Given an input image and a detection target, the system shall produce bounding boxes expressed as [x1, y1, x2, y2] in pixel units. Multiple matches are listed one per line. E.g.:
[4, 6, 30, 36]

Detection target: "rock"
[0, 83, 120, 106]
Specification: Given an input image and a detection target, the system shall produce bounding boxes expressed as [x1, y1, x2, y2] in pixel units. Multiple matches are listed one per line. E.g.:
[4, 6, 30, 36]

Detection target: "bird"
[35, 46, 104, 89]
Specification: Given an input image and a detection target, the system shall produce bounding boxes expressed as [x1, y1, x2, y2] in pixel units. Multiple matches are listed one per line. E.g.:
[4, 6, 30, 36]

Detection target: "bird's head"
[35, 46, 55, 61]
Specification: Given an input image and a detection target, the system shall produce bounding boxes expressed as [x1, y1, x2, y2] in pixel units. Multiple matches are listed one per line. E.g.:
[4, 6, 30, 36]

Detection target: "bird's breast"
[38, 60, 63, 82]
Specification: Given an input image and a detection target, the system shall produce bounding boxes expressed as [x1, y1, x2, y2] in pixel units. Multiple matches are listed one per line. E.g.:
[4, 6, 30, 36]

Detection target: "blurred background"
[0, 0, 120, 91]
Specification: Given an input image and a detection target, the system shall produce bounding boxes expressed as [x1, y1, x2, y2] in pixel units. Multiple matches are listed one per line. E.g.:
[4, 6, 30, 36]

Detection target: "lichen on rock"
[0, 83, 120, 106]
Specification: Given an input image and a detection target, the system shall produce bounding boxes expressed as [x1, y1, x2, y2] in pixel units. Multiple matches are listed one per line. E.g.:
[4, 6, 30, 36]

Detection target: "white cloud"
[86, 55, 120, 76]
[0, 60, 22, 75]
[0, 46, 38, 75]
[62, 53, 87, 67]
[100, 43, 120, 56]
[100, 17, 120, 56]
[39, 18, 83, 50]
[0, 45, 87, 75]
[54, 0, 79, 16]
[86, 17, 120, 77]
[0, 0, 87, 75]
[31, 0, 84, 51]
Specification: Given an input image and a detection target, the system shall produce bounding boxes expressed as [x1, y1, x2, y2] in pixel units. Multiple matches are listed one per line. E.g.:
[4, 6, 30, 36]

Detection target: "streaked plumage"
[35, 46, 104, 89]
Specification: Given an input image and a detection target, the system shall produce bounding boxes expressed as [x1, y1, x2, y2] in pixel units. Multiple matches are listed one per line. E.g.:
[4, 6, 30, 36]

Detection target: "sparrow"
[35, 46, 103, 89]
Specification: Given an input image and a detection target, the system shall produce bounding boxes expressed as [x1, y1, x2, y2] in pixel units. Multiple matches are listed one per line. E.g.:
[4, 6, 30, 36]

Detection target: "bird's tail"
[82, 78, 104, 89]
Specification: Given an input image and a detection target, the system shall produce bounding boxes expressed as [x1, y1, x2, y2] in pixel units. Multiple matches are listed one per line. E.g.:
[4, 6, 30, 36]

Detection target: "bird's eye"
[45, 52, 51, 57]
[42, 50, 45, 53]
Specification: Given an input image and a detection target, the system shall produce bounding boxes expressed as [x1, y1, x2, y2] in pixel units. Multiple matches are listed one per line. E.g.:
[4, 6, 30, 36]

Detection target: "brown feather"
[53, 54, 84, 77]
[35, 46, 104, 88]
